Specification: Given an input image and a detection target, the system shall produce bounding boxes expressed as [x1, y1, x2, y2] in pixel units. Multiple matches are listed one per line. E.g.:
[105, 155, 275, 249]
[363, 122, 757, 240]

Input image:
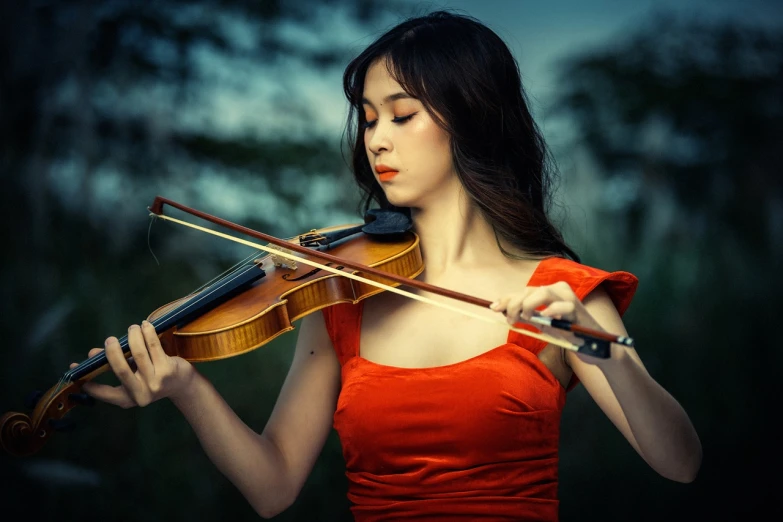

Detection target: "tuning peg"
[48, 418, 76, 432]
[24, 390, 44, 410]
[68, 393, 95, 407]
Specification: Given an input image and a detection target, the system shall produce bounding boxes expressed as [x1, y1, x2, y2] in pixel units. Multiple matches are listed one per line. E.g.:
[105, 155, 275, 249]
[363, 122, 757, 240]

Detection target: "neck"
[410, 184, 518, 281]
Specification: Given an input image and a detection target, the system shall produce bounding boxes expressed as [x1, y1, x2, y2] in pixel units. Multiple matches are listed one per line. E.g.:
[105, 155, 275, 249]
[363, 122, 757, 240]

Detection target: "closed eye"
[362, 112, 417, 130]
[392, 113, 416, 124]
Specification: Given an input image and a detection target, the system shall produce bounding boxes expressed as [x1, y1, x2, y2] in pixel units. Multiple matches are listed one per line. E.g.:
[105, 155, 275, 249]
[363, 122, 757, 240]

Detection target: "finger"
[539, 300, 577, 321]
[505, 288, 538, 323]
[492, 288, 535, 319]
[491, 297, 520, 324]
[104, 336, 143, 397]
[127, 324, 154, 378]
[81, 381, 136, 409]
[549, 281, 577, 299]
[504, 298, 526, 324]
[489, 295, 512, 312]
[519, 286, 563, 320]
[141, 320, 166, 367]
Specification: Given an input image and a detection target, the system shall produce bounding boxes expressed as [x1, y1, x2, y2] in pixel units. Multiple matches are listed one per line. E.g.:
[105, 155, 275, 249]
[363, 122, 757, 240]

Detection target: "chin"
[382, 187, 418, 209]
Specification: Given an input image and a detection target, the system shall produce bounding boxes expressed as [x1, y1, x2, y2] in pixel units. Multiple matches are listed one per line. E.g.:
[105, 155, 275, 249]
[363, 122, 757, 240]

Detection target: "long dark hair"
[343, 11, 579, 262]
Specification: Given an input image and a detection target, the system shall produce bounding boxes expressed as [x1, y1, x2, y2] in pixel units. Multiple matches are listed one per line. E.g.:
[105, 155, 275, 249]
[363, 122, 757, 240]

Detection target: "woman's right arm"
[80, 312, 341, 519]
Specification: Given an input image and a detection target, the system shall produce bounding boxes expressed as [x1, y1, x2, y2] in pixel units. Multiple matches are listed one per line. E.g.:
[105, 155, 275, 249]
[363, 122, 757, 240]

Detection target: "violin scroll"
[1, 379, 94, 456]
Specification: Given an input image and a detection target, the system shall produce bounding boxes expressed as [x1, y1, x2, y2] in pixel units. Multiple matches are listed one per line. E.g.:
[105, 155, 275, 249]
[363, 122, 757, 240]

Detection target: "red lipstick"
[375, 164, 398, 182]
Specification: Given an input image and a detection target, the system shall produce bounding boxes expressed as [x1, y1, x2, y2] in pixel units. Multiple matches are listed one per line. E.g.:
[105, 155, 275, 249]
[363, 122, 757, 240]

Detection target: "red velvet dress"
[322, 257, 638, 521]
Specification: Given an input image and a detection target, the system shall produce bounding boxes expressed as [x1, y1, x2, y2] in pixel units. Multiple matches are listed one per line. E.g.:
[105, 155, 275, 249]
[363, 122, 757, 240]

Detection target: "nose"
[366, 122, 393, 155]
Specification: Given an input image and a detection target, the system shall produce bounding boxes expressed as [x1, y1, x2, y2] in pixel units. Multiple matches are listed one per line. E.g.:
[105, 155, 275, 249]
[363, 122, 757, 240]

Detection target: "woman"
[77, 11, 702, 521]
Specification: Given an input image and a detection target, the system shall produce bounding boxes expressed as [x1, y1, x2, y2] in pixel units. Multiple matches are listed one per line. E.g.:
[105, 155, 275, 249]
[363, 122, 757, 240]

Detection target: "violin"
[1, 196, 631, 457]
[0, 199, 420, 456]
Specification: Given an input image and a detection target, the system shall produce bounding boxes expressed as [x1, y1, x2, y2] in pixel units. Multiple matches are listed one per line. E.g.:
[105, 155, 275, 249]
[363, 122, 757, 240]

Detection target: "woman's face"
[362, 59, 456, 208]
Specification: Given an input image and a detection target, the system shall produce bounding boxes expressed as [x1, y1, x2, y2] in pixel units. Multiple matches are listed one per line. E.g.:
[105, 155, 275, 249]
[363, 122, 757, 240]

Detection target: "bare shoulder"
[581, 286, 626, 330]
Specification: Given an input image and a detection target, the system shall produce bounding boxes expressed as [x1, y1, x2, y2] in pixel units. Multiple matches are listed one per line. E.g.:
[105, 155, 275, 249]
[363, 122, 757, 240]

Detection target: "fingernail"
[489, 301, 498, 309]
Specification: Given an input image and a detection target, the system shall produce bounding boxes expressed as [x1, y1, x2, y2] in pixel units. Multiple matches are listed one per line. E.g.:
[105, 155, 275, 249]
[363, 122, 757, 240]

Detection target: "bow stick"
[149, 196, 630, 357]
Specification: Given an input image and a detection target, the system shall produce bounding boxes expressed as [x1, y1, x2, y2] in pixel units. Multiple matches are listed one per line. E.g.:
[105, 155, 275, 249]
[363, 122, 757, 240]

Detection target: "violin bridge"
[267, 244, 298, 270]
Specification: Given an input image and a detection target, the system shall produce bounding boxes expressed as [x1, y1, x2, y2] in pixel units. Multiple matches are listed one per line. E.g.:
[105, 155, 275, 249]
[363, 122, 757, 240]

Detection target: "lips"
[375, 164, 398, 182]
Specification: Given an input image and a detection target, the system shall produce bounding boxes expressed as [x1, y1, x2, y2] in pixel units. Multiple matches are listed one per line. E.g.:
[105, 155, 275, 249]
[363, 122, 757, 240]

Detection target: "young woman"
[77, 11, 702, 521]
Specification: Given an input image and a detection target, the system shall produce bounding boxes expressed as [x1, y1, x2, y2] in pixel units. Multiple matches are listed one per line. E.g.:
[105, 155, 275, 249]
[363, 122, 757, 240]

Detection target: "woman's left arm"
[492, 284, 702, 483]
[570, 287, 702, 483]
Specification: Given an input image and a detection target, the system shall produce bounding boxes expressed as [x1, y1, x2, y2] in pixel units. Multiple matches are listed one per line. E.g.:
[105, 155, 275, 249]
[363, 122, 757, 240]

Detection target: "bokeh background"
[2, 0, 781, 520]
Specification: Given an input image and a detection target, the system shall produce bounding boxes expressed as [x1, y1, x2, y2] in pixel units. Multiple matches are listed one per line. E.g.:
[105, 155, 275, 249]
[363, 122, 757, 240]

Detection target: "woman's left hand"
[489, 281, 611, 365]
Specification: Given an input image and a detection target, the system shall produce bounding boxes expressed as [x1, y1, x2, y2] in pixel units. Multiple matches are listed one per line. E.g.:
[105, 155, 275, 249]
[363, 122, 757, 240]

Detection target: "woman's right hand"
[70, 320, 195, 408]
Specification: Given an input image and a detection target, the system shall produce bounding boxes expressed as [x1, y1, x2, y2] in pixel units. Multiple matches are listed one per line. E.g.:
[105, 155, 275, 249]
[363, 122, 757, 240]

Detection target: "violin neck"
[68, 263, 267, 381]
[154, 263, 267, 332]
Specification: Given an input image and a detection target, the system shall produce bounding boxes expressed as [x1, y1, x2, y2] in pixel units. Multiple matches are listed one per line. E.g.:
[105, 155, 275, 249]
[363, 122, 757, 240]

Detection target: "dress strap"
[322, 302, 363, 366]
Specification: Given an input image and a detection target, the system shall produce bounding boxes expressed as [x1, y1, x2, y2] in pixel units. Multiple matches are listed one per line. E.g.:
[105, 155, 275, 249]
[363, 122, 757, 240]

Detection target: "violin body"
[1, 220, 422, 456]
[153, 224, 422, 362]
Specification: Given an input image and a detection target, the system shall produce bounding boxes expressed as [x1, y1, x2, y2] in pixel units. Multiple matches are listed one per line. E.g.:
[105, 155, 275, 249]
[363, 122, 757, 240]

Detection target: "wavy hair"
[343, 11, 579, 261]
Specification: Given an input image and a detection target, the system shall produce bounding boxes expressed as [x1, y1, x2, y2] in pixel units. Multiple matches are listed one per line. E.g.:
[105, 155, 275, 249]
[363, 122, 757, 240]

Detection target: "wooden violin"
[0, 198, 421, 457]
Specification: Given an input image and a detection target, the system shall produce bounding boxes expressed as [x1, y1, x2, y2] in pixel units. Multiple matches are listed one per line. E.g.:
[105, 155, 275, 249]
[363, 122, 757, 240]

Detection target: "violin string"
[66, 249, 270, 379]
[188, 251, 259, 296]
[67, 233, 326, 379]
[170, 231, 299, 298]
[191, 235, 298, 295]
[150, 207, 270, 297]
[66, 233, 287, 380]
[51, 376, 67, 399]
[118, 235, 302, 339]
[66, 260, 263, 379]
[142, 253, 268, 333]
[65, 233, 304, 380]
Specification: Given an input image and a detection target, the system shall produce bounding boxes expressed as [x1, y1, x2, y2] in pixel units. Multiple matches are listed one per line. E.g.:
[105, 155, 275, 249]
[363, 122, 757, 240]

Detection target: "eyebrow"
[361, 92, 414, 107]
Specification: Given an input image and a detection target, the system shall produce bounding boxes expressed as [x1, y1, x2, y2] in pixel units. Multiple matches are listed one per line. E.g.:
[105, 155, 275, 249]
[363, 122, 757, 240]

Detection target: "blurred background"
[1, 0, 781, 520]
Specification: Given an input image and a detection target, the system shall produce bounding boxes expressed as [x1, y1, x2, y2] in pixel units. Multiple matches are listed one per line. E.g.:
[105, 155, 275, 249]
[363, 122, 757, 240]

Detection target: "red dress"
[322, 257, 638, 521]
